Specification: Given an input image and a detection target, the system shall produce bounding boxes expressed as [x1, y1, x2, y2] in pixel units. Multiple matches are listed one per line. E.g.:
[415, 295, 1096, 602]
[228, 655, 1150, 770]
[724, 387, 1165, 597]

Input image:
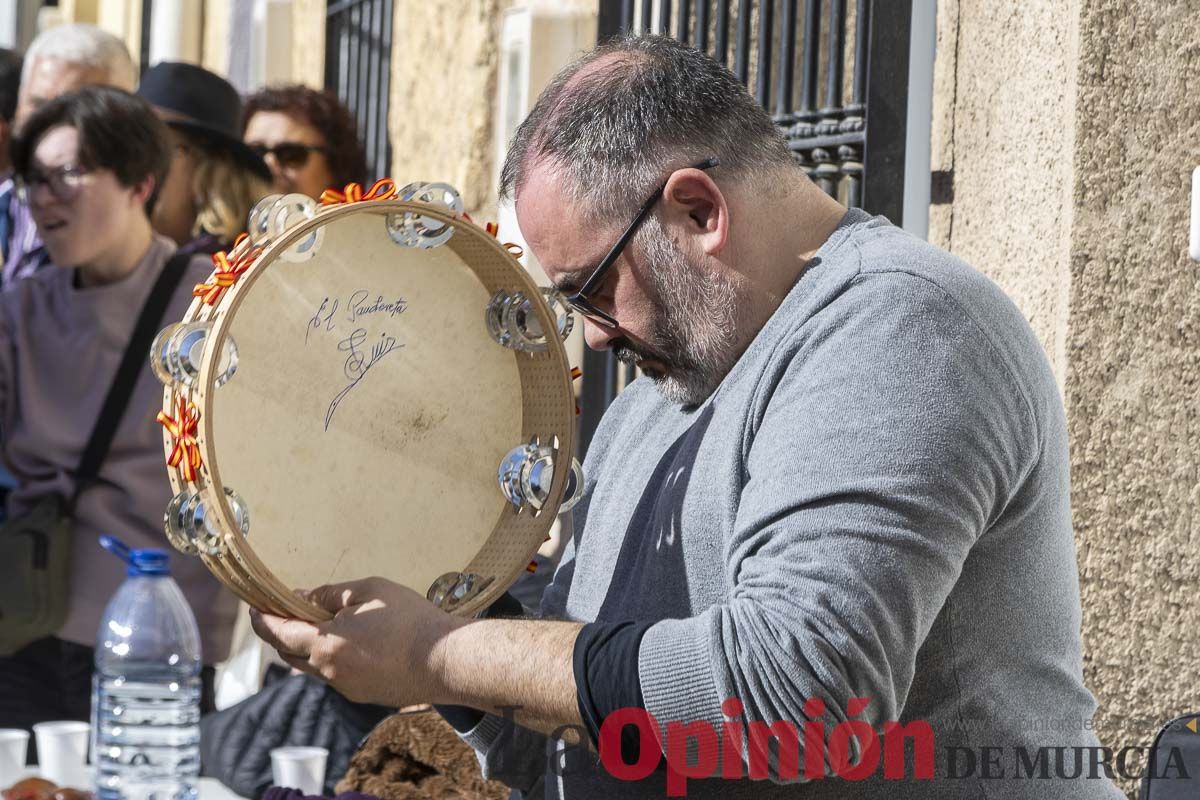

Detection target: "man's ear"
[661, 167, 728, 257]
[132, 173, 156, 209]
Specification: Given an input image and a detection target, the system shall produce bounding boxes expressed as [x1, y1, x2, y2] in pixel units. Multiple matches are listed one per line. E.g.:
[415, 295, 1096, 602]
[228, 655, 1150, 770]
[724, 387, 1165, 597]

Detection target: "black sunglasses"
[247, 141, 328, 169]
[564, 157, 720, 328]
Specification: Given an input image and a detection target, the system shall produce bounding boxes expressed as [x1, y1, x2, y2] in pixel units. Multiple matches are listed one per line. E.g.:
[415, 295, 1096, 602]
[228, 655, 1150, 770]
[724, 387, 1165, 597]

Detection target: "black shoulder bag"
[0, 253, 190, 655]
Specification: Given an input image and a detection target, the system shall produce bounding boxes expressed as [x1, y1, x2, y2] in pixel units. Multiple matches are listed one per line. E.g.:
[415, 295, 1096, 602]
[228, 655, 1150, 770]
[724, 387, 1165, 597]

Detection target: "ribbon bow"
[157, 397, 203, 482]
[192, 234, 261, 306]
[320, 178, 397, 206]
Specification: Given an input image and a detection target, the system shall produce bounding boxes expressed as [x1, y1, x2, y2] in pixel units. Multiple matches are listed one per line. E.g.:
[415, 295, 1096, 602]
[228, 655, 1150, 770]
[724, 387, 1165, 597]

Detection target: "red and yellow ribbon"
[192, 233, 262, 306]
[158, 396, 203, 482]
[320, 178, 398, 206]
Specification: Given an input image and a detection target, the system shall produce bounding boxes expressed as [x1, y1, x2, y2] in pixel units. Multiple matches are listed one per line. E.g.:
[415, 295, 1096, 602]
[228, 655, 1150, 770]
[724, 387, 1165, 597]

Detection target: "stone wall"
[386, 0, 511, 218]
[928, 0, 1079, 380]
[932, 2, 1200, 795]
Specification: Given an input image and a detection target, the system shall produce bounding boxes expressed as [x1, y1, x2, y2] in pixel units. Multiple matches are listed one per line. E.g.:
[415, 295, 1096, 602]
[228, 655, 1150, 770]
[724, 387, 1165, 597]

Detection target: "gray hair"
[23, 24, 137, 92]
[499, 34, 797, 221]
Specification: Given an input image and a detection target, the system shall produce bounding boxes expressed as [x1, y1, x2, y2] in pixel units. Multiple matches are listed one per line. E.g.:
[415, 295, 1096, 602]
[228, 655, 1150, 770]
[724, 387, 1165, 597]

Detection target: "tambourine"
[151, 181, 581, 620]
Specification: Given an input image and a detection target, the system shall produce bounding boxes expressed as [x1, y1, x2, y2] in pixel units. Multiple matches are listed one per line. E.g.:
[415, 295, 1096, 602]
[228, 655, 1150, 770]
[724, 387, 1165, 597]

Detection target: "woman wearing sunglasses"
[0, 86, 236, 729]
[242, 85, 367, 200]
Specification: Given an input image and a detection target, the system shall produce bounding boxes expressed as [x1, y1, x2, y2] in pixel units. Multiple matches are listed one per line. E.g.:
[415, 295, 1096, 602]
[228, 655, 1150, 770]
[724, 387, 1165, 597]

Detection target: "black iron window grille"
[577, 0, 914, 454]
[325, 0, 394, 182]
[140, 0, 153, 75]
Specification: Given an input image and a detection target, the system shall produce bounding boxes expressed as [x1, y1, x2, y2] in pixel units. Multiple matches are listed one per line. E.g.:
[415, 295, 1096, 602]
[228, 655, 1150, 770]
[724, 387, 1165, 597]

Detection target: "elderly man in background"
[0, 49, 23, 268]
[0, 50, 21, 178]
[0, 24, 135, 289]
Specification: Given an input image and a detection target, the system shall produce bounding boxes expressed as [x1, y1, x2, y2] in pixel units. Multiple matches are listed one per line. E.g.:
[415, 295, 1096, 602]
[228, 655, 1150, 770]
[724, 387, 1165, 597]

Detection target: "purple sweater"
[0, 236, 238, 660]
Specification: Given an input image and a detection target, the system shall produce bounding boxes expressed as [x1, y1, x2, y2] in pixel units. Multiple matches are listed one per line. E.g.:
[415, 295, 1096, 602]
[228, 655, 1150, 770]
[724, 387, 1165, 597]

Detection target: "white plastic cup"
[0, 729, 30, 786]
[32, 721, 90, 789]
[270, 746, 328, 795]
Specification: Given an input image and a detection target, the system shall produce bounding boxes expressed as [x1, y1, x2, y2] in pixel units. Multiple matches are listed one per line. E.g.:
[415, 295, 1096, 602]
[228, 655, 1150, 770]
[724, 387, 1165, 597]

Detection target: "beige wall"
[59, 0, 100, 24]
[201, 0, 230, 76]
[929, 0, 1079, 380]
[291, 0, 326, 87]
[95, 0, 141, 65]
[932, 2, 1200, 795]
[387, 0, 594, 218]
[387, 0, 512, 217]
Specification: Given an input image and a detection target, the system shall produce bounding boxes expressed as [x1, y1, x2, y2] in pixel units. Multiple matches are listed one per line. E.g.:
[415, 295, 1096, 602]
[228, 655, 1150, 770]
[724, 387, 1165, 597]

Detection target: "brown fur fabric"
[336, 708, 509, 800]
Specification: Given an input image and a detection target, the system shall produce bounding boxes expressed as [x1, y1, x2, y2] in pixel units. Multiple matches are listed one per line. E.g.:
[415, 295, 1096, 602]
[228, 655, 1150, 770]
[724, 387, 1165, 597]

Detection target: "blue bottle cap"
[100, 535, 171, 577]
[129, 548, 170, 577]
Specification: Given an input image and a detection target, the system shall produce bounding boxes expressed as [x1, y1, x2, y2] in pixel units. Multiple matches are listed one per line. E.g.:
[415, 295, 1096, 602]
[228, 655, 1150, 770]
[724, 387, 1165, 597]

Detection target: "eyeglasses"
[247, 142, 328, 169]
[14, 164, 92, 203]
[563, 156, 720, 329]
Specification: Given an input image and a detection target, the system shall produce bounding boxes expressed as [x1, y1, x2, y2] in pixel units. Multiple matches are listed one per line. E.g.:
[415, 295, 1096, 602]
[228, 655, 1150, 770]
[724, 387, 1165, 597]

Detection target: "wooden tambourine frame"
[159, 199, 575, 621]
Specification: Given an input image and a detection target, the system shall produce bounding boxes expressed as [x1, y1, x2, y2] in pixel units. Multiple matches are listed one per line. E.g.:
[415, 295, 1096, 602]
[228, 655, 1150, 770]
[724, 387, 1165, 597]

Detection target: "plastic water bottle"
[91, 536, 201, 800]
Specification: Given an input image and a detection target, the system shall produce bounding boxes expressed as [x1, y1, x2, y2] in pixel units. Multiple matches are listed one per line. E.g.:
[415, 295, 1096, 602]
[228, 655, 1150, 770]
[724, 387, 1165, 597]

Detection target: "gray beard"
[618, 221, 746, 407]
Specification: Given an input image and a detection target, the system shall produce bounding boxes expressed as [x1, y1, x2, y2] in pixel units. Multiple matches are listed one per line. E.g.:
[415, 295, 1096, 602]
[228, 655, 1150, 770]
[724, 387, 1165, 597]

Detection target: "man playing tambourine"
[253, 34, 1123, 800]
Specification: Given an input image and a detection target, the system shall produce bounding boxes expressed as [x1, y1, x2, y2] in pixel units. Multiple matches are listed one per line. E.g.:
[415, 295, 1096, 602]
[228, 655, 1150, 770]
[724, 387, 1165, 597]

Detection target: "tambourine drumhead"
[159, 197, 576, 620]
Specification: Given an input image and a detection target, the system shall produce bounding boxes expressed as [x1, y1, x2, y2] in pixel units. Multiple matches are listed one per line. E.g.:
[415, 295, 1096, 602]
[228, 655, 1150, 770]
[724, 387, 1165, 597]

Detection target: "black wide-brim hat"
[137, 61, 272, 182]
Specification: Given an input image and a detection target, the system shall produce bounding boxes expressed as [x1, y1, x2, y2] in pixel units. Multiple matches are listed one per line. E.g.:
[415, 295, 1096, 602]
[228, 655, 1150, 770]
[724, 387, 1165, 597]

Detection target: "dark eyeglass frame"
[247, 141, 329, 168]
[14, 163, 92, 203]
[564, 156, 720, 329]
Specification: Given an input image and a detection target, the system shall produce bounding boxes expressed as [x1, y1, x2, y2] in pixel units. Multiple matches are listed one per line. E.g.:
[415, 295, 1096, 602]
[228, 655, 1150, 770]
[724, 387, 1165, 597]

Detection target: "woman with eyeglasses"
[242, 85, 367, 200]
[0, 86, 236, 731]
[137, 62, 273, 256]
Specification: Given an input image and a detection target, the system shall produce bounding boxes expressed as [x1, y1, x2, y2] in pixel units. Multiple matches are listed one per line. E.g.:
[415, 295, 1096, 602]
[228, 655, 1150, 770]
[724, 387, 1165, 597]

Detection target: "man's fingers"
[249, 607, 321, 657]
[279, 651, 321, 678]
[303, 578, 383, 613]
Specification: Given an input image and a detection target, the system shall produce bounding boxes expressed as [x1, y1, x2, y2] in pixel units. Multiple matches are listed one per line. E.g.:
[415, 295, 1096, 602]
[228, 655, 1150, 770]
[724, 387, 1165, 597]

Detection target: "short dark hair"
[12, 85, 171, 214]
[500, 34, 797, 220]
[0, 48, 22, 122]
[242, 85, 367, 188]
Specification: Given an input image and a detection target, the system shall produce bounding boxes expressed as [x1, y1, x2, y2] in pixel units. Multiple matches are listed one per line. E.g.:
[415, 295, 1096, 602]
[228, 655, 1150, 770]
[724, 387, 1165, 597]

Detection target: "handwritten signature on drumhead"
[325, 328, 403, 431]
[305, 290, 409, 432]
[305, 291, 409, 345]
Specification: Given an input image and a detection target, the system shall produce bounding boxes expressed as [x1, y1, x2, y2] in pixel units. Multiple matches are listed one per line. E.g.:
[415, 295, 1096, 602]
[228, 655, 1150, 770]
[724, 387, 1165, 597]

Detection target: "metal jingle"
[271, 193, 323, 262]
[214, 486, 251, 539]
[385, 211, 421, 248]
[164, 322, 239, 388]
[395, 181, 462, 249]
[498, 441, 582, 515]
[485, 290, 516, 348]
[486, 290, 568, 354]
[426, 571, 488, 611]
[409, 181, 463, 213]
[540, 287, 576, 342]
[150, 323, 182, 387]
[247, 193, 283, 246]
[164, 490, 199, 555]
[397, 181, 427, 201]
[518, 447, 557, 511]
[181, 493, 222, 557]
[559, 458, 585, 514]
[498, 442, 538, 508]
[502, 292, 548, 352]
[184, 487, 250, 557]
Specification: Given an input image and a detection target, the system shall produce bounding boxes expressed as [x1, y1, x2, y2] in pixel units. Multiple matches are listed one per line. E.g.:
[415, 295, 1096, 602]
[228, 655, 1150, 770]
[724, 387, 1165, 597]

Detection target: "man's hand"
[249, 577, 465, 708]
[251, 577, 584, 733]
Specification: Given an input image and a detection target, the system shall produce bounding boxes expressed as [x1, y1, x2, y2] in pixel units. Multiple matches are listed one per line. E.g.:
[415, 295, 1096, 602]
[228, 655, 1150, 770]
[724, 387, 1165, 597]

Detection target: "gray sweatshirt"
[462, 210, 1124, 799]
[0, 236, 239, 660]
